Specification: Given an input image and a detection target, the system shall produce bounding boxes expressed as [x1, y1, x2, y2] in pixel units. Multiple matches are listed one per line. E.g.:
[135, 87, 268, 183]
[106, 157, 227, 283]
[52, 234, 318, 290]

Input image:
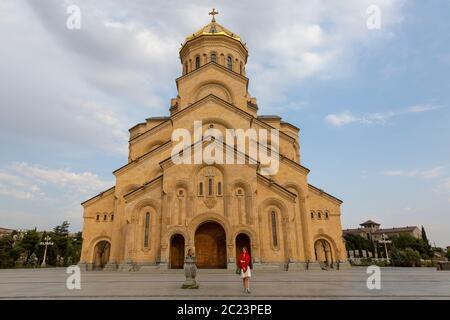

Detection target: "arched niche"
[192, 81, 234, 104]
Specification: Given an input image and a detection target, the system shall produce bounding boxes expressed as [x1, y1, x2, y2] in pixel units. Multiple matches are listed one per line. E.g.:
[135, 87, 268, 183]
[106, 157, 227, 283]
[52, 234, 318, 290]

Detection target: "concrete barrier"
[437, 261, 450, 271]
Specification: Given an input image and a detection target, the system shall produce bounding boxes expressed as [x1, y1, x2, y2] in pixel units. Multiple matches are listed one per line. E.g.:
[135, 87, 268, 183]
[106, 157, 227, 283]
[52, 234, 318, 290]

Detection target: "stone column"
[299, 194, 313, 261]
[118, 220, 135, 271]
[246, 195, 253, 225]
[227, 242, 236, 270]
[159, 191, 169, 269]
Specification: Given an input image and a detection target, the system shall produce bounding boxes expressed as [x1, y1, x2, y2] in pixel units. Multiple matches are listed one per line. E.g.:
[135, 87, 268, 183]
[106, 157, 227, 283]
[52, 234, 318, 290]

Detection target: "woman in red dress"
[238, 246, 251, 293]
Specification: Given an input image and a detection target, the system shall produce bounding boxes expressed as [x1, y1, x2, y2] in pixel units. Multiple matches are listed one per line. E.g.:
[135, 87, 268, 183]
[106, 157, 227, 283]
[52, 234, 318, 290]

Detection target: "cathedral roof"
[181, 21, 247, 50]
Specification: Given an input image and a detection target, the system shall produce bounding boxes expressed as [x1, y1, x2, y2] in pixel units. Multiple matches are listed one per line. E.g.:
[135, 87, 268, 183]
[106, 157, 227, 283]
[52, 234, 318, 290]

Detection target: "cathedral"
[79, 11, 349, 271]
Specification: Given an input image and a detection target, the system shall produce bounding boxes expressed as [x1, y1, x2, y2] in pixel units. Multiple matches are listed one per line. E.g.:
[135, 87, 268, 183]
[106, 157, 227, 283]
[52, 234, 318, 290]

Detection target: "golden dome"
[181, 13, 247, 51]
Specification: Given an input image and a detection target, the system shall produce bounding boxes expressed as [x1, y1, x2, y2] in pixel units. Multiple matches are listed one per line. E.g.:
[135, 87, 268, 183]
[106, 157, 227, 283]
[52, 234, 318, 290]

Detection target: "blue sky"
[0, 0, 449, 246]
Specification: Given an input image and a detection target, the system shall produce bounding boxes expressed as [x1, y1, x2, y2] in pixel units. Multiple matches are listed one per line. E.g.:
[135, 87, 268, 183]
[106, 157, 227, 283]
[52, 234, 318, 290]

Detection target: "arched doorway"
[93, 240, 110, 270]
[170, 234, 185, 269]
[195, 221, 227, 268]
[235, 233, 252, 268]
[314, 239, 333, 268]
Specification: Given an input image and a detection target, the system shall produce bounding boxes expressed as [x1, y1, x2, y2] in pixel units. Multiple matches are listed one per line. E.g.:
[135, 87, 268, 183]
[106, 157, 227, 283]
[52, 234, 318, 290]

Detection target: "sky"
[0, 0, 449, 246]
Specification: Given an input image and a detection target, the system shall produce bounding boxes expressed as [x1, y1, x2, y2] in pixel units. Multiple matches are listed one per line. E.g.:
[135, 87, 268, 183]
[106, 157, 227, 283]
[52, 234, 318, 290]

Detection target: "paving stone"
[0, 267, 449, 299]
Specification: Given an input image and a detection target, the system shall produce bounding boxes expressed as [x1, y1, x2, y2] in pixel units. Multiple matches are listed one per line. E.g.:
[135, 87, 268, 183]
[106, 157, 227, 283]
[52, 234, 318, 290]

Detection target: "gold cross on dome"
[209, 8, 219, 22]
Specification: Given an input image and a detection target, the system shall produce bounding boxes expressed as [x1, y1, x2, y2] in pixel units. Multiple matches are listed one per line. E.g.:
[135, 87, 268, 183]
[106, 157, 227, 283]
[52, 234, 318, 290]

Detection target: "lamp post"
[379, 233, 392, 264]
[40, 235, 54, 267]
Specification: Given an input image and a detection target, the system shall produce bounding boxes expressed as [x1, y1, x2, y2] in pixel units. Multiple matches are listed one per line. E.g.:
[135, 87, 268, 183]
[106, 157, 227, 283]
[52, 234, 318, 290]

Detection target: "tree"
[0, 235, 16, 268]
[53, 221, 70, 236]
[446, 250, 450, 261]
[344, 234, 372, 252]
[51, 221, 72, 266]
[390, 234, 433, 260]
[390, 247, 422, 267]
[421, 226, 429, 244]
[69, 232, 83, 264]
[20, 229, 40, 263]
[404, 248, 422, 267]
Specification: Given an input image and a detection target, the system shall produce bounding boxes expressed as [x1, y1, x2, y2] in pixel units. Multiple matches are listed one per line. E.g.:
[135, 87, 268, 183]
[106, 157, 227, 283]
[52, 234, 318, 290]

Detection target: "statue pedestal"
[182, 279, 199, 289]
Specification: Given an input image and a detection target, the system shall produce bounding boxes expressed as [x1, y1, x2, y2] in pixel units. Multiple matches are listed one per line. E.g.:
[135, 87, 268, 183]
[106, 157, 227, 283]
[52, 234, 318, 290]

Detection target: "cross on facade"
[378, 233, 392, 264]
[209, 8, 219, 22]
[40, 235, 54, 267]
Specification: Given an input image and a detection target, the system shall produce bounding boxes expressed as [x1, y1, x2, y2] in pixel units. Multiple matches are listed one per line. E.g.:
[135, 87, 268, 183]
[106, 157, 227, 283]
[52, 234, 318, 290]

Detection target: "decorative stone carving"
[204, 198, 217, 209]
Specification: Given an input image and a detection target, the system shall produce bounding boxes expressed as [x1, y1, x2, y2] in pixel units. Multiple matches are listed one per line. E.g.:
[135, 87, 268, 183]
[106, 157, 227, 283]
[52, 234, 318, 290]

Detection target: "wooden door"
[195, 222, 227, 268]
[170, 234, 185, 269]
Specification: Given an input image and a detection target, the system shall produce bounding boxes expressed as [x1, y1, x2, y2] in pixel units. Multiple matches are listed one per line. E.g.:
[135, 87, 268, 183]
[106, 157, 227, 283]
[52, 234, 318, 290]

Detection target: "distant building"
[343, 220, 422, 242]
[0, 227, 14, 238]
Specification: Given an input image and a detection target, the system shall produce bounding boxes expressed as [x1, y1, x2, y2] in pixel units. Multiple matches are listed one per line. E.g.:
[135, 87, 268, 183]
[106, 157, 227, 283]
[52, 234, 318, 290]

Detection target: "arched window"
[217, 182, 222, 196]
[271, 211, 278, 247]
[325, 212, 329, 219]
[227, 56, 233, 70]
[311, 212, 314, 219]
[198, 182, 204, 196]
[103, 214, 107, 221]
[144, 212, 150, 247]
[111, 214, 114, 221]
[195, 56, 200, 69]
[318, 212, 322, 219]
[184, 62, 188, 74]
[211, 53, 217, 63]
[198, 166, 223, 199]
[208, 178, 213, 196]
[96, 214, 99, 221]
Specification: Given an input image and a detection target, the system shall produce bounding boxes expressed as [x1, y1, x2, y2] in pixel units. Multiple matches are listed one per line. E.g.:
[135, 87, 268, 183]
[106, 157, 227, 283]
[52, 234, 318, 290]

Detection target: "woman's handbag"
[235, 267, 241, 275]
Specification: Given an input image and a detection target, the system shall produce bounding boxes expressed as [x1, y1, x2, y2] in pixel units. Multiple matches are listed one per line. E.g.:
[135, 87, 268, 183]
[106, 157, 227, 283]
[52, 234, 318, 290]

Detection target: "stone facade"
[79, 16, 349, 271]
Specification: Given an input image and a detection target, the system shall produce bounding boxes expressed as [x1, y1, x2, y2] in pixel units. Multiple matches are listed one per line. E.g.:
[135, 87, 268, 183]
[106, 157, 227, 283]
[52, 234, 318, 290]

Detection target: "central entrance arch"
[194, 221, 227, 268]
[169, 234, 185, 269]
[93, 240, 110, 270]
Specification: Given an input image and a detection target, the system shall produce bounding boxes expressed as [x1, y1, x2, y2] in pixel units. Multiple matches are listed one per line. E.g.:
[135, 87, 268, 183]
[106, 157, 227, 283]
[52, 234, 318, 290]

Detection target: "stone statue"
[28, 253, 38, 268]
[182, 248, 199, 289]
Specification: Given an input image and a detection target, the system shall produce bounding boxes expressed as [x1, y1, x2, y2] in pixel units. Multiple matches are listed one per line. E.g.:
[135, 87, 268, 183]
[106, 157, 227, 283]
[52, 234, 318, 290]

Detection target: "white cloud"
[325, 111, 357, 127]
[383, 170, 418, 177]
[0, 172, 27, 187]
[325, 104, 441, 127]
[8, 162, 112, 195]
[422, 166, 446, 179]
[440, 177, 450, 199]
[325, 110, 395, 127]
[0, 162, 112, 203]
[406, 105, 441, 113]
[383, 166, 446, 179]
[0, 185, 38, 200]
[242, 0, 407, 109]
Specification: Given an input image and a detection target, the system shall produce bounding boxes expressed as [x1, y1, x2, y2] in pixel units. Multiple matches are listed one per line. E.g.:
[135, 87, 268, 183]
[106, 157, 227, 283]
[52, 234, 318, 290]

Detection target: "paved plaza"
[0, 267, 449, 299]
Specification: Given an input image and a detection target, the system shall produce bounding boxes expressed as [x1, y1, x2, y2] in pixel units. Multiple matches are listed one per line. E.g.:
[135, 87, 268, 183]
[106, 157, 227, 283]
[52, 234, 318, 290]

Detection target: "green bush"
[391, 247, 422, 267]
[349, 258, 390, 267]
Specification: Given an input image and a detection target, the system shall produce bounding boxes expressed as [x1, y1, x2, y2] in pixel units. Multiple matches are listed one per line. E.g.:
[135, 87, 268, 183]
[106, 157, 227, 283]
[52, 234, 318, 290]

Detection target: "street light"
[379, 233, 392, 264]
[39, 235, 54, 267]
